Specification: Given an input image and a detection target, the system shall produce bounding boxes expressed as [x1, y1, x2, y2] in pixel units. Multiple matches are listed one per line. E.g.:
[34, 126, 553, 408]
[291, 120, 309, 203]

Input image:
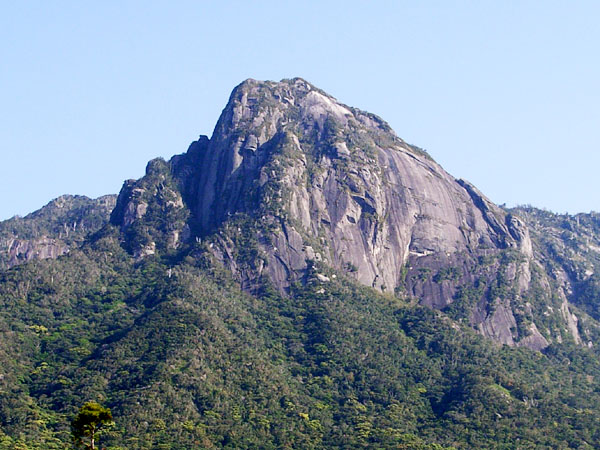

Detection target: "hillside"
[1, 79, 600, 449]
[0, 195, 116, 270]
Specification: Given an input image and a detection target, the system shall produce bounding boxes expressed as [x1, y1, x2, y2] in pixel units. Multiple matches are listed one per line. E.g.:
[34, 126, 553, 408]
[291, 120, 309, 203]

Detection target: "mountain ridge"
[4, 78, 585, 351]
[3, 78, 600, 448]
[0, 194, 116, 270]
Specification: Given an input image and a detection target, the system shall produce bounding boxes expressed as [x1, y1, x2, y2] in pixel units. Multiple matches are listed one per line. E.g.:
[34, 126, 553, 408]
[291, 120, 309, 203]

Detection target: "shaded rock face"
[4, 237, 67, 267]
[110, 78, 582, 350]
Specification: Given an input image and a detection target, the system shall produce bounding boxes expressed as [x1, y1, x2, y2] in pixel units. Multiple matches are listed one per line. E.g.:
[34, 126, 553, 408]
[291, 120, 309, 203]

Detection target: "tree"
[71, 402, 113, 450]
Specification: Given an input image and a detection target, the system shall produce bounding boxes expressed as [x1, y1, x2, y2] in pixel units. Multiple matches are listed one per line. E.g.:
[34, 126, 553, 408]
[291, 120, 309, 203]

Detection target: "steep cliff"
[510, 206, 600, 347]
[108, 78, 583, 349]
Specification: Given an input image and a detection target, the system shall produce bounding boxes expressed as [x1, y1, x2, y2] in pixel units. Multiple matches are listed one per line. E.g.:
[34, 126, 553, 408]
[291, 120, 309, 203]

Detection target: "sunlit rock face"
[110, 78, 584, 350]
[176, 79, 529, 291]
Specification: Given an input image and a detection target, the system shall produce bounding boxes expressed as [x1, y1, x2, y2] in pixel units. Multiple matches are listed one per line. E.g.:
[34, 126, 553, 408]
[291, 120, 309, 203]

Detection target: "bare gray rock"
[477, 301, 517, 346]
[109, 78, 585, 351]
[166, 78, 551, 347]
[178, 79, 527, 291]
[5, 237, 68, 267]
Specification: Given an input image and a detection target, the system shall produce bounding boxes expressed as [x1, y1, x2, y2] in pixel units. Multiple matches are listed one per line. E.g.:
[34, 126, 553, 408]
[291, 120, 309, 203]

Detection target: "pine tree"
[71, 402, 113, 450]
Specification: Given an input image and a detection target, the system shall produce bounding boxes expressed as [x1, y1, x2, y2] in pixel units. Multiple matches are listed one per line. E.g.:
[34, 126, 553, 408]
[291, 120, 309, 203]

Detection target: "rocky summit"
[111, 78, 581, 350]
[3, 79, 600, 449]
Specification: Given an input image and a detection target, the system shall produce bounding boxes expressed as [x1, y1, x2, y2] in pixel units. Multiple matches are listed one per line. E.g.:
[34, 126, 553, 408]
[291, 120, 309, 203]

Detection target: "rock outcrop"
[110, 159, 190, 258]
[3, 236, 68, 268]
[110, 78, 583, 349]
[0, 194, 116, 270]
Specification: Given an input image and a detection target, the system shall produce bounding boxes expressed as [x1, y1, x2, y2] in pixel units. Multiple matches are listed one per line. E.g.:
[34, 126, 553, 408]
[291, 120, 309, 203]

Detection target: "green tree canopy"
[71, 402, 113, 450]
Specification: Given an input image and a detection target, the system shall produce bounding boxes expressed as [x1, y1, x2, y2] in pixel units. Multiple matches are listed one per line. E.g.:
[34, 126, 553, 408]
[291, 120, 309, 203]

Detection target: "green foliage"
[1, 241, 600, 448]
[3, 201, 600, 448]
[432, 266, 461, 283]
[71, 402, 113, 449]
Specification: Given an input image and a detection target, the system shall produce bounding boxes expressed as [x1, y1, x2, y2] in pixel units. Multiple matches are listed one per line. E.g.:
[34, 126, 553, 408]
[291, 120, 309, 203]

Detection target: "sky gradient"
[1, 1, 599, 220]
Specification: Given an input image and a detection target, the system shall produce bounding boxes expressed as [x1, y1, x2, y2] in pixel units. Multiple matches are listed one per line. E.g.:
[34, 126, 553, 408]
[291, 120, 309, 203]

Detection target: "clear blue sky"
[2, 1, 599, 220]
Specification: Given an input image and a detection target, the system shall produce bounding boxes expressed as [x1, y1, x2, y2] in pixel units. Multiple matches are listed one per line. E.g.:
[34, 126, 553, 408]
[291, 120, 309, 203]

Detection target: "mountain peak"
[234, 76, 318, 93]
[107, 78, 586, 349]
[5, 78, 600, 449]
[220, 77, 395, 140]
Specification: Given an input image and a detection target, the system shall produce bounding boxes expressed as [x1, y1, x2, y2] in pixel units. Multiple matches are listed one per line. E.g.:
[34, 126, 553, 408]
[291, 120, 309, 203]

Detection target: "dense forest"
[1, 220, 600, 448]
[3, 79, 600, 449]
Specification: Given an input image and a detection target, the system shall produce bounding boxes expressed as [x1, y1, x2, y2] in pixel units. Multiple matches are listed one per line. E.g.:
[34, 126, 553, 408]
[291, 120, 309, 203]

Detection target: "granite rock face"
[110, 159, 190, 258]
[172, 79, 527, 284]
[3, 236, 68, 268]
[509, 206, 600, 347]
[178, 80, 531, 292]
[110, 78, 583, 349]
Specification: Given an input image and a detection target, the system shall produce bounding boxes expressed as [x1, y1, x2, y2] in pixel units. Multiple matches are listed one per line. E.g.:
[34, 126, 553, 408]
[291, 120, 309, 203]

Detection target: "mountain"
[111, 78, 580, 351]
[0, 195, 116, 270]
[1, 79, 600, 449]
